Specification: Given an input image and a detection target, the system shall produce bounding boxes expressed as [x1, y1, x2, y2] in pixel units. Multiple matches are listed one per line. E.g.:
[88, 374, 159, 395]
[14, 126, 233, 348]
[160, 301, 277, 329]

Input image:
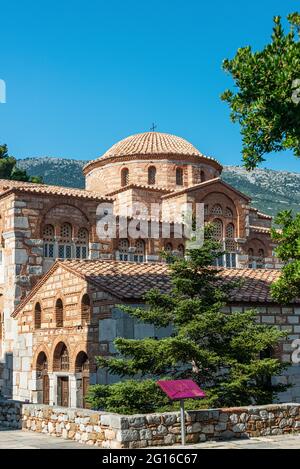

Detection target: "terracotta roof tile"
[0, 179, 112, 201]
[257, 212, 273, 220]
[84, 132, 222, 173]
[62, 261, 293, 304]
[249, 225, 271, 234]
[12, 261, 294, 318]
[106, 183, 174, 197]
[162, 178, 251, 202]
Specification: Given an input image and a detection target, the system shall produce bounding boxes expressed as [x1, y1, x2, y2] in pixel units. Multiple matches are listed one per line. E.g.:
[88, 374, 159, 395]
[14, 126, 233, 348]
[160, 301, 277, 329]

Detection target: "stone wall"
[0, 399, 22, 429]
[19, 403, 300, 448]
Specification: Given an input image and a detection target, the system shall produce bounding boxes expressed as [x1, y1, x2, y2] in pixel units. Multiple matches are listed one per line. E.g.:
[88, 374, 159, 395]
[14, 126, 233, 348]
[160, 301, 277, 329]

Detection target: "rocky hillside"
[17, 157, 300, 217]
[222, 166, 300, 217]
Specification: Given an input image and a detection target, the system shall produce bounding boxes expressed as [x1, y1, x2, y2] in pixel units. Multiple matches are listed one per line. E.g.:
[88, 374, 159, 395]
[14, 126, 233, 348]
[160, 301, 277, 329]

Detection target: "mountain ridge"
[16, 157, 300, 217]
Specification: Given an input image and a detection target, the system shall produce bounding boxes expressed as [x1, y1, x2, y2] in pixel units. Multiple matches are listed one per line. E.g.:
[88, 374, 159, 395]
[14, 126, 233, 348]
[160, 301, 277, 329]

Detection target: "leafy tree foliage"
[88, 230, 288, 413]
[271, 210, 300, 303]
[222, 13, 300, 169]
[0, 144, 43, 183]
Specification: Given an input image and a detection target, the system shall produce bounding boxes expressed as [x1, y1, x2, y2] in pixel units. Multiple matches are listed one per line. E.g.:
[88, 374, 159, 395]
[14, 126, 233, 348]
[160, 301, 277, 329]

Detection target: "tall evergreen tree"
[271, 210, 300, 304]
[0, 144, 43, 183]
[222, 13, 300, 169]
[88, 229, 288, 414]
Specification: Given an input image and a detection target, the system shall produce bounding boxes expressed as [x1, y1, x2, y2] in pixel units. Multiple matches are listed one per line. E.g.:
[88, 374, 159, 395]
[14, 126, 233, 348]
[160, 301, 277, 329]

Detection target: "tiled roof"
[249, 225, 271, 234]
[63, 261, 294, 303]
[257, 212, 273, 220]
[84, 132, 222, 172]
[249, 208, 272, 220]
[162, 178, 251, 202]
[0, 179, 112, 201]
[106, 183, 175, 197]
[12, 260, 295, 317]
[217, 268, 285, 304]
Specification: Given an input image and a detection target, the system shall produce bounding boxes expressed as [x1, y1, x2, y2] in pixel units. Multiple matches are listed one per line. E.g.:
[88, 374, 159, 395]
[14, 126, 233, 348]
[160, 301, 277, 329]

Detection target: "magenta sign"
[157, 379, 206, 401]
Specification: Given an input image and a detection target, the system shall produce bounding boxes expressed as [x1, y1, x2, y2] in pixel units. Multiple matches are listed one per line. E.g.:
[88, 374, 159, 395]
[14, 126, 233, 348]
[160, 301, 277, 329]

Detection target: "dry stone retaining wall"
[0, 399, 22, 429]
[2, 401, 300, 447]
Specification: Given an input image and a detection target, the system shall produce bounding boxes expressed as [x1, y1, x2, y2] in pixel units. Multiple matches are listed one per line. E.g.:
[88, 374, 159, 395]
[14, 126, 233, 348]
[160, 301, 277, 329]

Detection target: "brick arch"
[32, 344, 51, 371]
[38, 202, 91, 238]
[200, 190, 247, 238]
[48, 335, 71, 371]
[79, 287, 92, 324]
[246, 237, 267, 257]
[201, 192, 237, 217]
[70, 343, 90, 373]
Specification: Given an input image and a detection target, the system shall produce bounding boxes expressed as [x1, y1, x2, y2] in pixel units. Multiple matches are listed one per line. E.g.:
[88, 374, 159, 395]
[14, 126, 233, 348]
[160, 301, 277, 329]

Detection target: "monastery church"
[0, 131, 298, 408]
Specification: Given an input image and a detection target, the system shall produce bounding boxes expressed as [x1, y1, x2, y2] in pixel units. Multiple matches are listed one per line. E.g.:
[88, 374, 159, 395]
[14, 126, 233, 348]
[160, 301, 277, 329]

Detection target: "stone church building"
[0, 131, 295, 407]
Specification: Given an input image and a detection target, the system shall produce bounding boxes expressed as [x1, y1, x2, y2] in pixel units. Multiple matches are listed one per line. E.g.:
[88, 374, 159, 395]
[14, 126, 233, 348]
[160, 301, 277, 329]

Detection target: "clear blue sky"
[1, 0, 300, 172]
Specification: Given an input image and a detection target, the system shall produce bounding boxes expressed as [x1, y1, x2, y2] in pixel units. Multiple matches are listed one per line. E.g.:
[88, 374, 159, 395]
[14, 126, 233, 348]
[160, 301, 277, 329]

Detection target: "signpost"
[157, 379, 206, 446]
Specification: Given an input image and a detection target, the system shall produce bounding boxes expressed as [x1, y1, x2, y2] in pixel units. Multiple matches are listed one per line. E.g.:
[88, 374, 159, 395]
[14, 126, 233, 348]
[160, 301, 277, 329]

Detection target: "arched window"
[81, 294, 91, 324]
[258, 248, 265, 259]
[225, 239, 236, 252]
[176, 168, 183, 186]
[75, 351, 89, 373]
[165, 243, 173, 253]
[225, 207, 233, 218]
[76, 227, 89, 259]
[211, 204, 223, 216]
[178, 244, 185, 258]
[43, 224, 55, 259]
[34, 302, 42, 330]
[148, 166, 156, 185]
[36, 351, 49, 404]
[36, 351, 48, 376]
[55, 299, 63, 328]
[118, 239, 129, 261]
[59, 223, 72, 259]
[75, 352, 89, 408]
[121, 168, 129, 187]
[248, 248, 254, 258]
[200, 170, 205, 182]
[134, 239, 145, 263]
[60, 222, 72, 240]
[53, 342, 69, 371]
[213, 219, 223, 240]
[164, 243, 173, 263]
[226, 223, 235, 239]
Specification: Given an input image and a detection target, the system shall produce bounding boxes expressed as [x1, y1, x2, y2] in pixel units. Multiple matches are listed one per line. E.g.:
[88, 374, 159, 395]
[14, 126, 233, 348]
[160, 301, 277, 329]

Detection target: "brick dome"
[84, 132, 221, 174]
[101, 132, 202, 159]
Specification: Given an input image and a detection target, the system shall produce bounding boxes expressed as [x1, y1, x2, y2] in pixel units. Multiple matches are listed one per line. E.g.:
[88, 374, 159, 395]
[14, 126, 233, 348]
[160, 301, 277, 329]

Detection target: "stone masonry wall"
[16, 403, 300, 448]
[0, 399, 22, 429]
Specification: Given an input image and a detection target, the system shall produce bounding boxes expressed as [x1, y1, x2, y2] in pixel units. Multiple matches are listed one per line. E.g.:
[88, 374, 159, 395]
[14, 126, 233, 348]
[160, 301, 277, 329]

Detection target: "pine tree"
[271, 210, 300, 303]
[222, 13, 300, 169]
[88, 228, 288, 414]
[0, 144, 43, 183]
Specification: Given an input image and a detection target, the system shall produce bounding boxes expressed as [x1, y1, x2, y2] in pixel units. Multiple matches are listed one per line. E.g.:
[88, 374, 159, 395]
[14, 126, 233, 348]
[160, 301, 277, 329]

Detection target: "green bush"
[86, 379, 223, 414]
[86, 379, 170, 414]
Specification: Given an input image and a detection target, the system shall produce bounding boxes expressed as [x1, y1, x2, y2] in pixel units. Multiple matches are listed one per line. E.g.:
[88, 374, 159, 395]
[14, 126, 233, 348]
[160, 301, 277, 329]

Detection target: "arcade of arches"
[35, 345, 90, 408]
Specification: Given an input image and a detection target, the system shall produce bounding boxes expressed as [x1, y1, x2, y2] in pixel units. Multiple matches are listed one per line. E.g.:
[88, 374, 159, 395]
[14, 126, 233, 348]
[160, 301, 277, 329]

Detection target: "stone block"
[201, 424, 214, 434]
[14, 217, 29, 229]
[262, 316, 275, 324]
[288, 316, 299, 324]
[14, 249, 28, 264]
[233, 423, 246, 432]
[116, 429, 140, 442]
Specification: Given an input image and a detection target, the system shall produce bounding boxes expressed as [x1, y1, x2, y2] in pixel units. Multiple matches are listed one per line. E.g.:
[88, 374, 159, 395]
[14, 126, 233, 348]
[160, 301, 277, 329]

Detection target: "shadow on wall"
[0, 398, 22, 430]
[0, 352, 13, 399]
